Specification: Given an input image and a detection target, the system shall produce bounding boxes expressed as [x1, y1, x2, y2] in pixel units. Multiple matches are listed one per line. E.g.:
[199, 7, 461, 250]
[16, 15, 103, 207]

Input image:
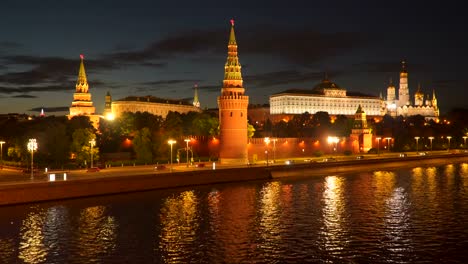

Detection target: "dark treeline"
[1, 108, 467, 169]
[252, 109, 468, 152]
[0, 111, 218, 169]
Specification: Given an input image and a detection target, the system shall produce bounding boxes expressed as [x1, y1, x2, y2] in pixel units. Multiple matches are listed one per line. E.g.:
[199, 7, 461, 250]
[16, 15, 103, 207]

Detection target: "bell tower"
[217, 20, 249, 164]
[398, 60, 410, 107]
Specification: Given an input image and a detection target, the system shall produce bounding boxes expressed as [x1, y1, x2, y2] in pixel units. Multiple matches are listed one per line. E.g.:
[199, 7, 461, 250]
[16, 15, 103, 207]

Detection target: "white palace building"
[269, 61, 439, 120]
[269, 75, 386, 117]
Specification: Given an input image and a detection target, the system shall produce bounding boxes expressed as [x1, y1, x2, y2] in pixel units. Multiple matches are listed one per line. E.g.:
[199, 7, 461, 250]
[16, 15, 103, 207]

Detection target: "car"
[195, 163, 205, 168]
[323, 157, 337, 162]
[154, 165, 167, 170]
[87, 167, 100, 172]
[399, 153, 407, 157]
[356, 155, 365, 160]
[285, 160, 295, 165]
[418, 152, 427, 156]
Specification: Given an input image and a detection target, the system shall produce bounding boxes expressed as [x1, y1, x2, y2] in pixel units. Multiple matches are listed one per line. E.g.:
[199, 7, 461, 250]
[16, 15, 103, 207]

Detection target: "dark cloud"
[350, 60, 435, 74]
[244, 70, 327, 88]
[103, 25, 375, 67]
[0, 85, 70, 94]
[0, 41, 21, 49]
[141, 79, 201, 86]
[12, 94, 37, 98]
[29, 106, 69, 112]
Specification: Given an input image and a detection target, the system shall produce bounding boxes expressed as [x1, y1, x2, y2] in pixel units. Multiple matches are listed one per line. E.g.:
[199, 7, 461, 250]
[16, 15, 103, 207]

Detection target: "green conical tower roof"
[356, 104, 363, 114]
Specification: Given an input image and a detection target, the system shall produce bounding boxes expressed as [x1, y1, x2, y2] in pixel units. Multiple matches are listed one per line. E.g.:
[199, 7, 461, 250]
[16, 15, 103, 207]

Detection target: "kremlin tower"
[217, 20, 249, 164]
[68, 55, 99, 128]
[398, 60, 410, 107]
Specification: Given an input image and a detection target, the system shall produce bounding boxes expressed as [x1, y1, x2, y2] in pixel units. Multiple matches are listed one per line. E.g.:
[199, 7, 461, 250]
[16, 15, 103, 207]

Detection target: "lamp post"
[0, 140, 5, 165]
[327, 136, 339, 155]
[385, 137, 392, 152]
[168, 139, 176, 172]
[264, 137, 270, 166]
[428, 136, 434, 152]
[376, 137, 381, 156]
[184, 139, 190, 167]
[89, 139, 96, 168]
[27, 138, 38, 180]
[463, 136, 467, 149]
[447, 136, 452, 151]
[414, 136, 420, 153]
[272, 138, 277, 163]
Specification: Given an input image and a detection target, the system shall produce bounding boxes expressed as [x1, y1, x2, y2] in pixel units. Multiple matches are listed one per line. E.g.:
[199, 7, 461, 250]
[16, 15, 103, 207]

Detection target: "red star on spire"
[80, 54, 84, 60]
[230, 19, 234, 26]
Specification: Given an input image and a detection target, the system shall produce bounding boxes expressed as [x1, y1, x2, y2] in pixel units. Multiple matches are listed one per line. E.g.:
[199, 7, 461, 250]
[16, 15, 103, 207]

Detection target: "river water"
[1, 162, 467, 263]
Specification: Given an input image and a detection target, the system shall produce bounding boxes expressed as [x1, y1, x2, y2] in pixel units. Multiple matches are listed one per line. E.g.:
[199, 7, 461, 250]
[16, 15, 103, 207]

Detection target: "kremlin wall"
[66, 21, 441, 164]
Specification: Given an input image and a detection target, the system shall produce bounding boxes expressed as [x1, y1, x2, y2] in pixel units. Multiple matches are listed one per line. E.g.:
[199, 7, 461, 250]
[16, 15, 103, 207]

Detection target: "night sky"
[0, 0, 466, 115]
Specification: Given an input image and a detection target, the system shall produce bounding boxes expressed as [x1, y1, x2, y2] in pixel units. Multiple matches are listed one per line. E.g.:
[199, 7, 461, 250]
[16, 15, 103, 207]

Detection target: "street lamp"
[0, 140, 5, 165]
[414, 136, 420, 153]
[428, 136, 434, 152]
[447, 136, 452, 151]
[27, 138, 38, 180]
[264, 137, 270, 166]
[463, 136, 467, 149]
[89, 139, 96, 168]
[184, 138, 190, 167]
[327, 136, 339, 155]
[376, 137, 381, 156]
[385, 137, 392, 152]
[168, 139, 176, 172]
[272, 138, 277, 163]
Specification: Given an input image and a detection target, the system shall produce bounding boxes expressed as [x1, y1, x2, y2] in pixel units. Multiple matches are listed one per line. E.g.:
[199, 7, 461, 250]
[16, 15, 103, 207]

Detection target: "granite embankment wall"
[1, 154, 467, 206]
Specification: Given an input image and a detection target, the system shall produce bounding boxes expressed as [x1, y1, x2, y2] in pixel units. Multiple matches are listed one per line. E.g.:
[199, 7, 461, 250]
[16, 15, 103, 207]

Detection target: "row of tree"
[1, 108, 467, 168]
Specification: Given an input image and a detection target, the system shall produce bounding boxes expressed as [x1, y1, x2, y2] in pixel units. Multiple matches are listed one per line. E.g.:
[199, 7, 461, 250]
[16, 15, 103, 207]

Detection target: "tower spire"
[193, 83, 200, 108]
[228, 19, 237, 45]
[76, 54, 89, 93]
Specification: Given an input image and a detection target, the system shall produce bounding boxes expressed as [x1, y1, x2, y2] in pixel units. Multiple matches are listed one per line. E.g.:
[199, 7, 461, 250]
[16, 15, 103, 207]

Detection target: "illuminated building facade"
[269, 76, 386, 117]
[217, 20, 249, 164]
[386, 61, 439, 120]
[110, 95, 201, 119]
[68, 55, 100, 127]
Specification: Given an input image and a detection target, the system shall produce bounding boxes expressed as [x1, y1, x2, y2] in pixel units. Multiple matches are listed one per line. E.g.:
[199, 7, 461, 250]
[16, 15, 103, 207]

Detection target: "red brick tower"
[217, 20, 249, 164]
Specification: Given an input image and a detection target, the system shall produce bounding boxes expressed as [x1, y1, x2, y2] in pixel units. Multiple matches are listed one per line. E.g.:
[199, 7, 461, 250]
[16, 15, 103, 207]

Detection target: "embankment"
[1, 154, 467, 206]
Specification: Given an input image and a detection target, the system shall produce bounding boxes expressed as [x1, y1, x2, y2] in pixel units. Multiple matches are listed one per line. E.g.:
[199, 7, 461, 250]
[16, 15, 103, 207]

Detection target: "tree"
[133, 127, 153, 164]
[71, 128, 97, 166]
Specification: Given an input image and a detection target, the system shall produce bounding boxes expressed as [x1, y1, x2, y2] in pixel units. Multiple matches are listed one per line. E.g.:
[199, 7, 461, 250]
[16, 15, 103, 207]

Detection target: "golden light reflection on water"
[321, 176, 346, 252]
[77, 206, 117, 260]
[18, 208, 47, 264]
[259, 181, 282, 243]
[384, 185, 411, 253]
[159, 190, 199, 263]
[0, 238, 16, 262]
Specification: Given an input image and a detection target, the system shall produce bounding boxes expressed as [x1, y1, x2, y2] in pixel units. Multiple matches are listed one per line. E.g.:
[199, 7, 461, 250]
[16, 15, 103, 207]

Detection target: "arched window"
[230, 112, 233, 117]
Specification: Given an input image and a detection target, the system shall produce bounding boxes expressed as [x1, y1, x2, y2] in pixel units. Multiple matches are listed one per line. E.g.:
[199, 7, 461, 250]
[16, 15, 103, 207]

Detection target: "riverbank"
[1, 153, 467, 206]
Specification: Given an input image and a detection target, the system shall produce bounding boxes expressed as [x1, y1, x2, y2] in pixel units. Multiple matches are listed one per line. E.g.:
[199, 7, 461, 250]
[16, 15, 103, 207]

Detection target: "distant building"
[68, 55, 100, 128]
[385, 61, 439, 120]
[270, 75, 386, 118]
[110, 95, 201, 119]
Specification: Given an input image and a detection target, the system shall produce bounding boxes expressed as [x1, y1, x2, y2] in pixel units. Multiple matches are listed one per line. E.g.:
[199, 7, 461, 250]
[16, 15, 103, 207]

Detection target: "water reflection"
[18, 207, 47, 263]
[258, 182, 283, 254]
[321, 176, 347, 254]
[77, 206, 117, 260]
[158, 190, 199, 263]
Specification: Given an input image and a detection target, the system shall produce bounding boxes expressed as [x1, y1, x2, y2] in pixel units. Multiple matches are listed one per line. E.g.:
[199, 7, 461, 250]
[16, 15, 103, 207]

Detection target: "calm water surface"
[1, 162, 468, 263]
